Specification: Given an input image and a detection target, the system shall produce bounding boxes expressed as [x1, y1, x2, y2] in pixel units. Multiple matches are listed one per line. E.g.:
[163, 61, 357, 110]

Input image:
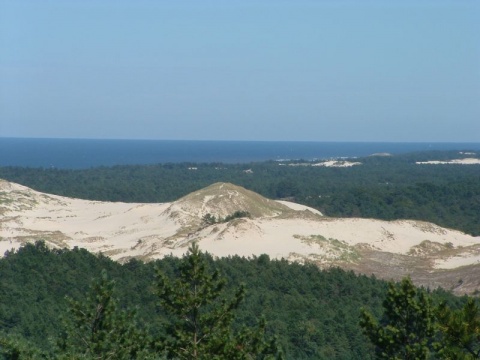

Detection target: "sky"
[1, 0, 479, 142]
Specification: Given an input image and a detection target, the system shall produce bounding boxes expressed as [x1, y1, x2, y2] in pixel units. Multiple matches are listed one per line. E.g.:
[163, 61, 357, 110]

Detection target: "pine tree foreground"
[360, 277, 480, 360]
[154, 243, 283, 359]
[360, 277, 435, 359]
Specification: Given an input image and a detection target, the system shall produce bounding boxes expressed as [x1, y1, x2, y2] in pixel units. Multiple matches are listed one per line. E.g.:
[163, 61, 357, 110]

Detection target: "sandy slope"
[166, 217, 479, 269]
[0, 180, 176, 258]
[1, 180, 479, 272]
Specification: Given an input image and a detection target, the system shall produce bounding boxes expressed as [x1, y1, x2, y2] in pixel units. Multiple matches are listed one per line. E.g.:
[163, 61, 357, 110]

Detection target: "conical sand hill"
[164, 182, 293, 221]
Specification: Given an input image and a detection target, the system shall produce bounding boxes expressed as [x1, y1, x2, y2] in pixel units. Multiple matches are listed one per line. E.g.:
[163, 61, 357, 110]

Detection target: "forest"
[1, 150, 479, 235]
[0, 242, 478, 359]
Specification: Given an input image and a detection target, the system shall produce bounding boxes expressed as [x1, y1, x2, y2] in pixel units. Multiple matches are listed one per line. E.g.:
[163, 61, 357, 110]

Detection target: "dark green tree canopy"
[360, 277, 436, 360]
[154, 243, 282, 359]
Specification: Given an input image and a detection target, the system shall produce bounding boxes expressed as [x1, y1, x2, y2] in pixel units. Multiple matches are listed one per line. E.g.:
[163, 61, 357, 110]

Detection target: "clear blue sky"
[1, 0, 479, 141]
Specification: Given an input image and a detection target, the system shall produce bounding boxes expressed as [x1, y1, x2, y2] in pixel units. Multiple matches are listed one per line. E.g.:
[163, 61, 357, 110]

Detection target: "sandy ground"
[170, 218, 479, 269]
[416, 158, 480, 165]
[276, 200, 323, 215]
[1, 180, 479, 270]
[279, 161, 361, 167]
[312, 160, 362, 167]
[434, 254, 480, 269]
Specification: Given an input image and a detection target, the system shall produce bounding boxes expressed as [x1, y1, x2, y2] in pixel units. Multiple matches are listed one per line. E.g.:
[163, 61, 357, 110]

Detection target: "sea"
[1, 138, 479, 169]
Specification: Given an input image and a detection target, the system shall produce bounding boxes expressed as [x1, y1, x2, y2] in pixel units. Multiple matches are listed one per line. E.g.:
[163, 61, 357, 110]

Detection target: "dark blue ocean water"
[1, 138, 479, 169]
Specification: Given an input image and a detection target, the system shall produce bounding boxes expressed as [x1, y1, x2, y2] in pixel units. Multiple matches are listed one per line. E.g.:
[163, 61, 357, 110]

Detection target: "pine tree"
[360, 277, 435, 360]
[154, 242, 282, 359]
[57, 270, 151, 359]
[436, 297, 480, 359]
[0, 334, 47, 360]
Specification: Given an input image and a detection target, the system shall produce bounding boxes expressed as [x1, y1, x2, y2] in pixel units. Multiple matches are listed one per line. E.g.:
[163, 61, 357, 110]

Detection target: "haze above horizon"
[1, 1, 479, 142]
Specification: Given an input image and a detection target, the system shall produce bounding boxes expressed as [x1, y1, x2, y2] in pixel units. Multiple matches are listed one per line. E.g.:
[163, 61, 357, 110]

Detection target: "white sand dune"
[1, 180, 479, 270]
[312, 160, 362, 167]
[416, 158, 480, 165]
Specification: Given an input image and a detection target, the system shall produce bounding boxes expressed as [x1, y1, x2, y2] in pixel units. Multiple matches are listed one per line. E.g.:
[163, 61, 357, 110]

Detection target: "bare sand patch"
[416, 158, 480, 165]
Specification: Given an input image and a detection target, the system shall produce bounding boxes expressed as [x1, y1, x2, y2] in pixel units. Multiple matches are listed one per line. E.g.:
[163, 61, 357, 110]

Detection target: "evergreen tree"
[360, 277, 435, 359]
[56, 270, 151, 359]
[436, 297, 480, 359]
[154, 243, 282, 359]
[0, 334, 47, 360]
